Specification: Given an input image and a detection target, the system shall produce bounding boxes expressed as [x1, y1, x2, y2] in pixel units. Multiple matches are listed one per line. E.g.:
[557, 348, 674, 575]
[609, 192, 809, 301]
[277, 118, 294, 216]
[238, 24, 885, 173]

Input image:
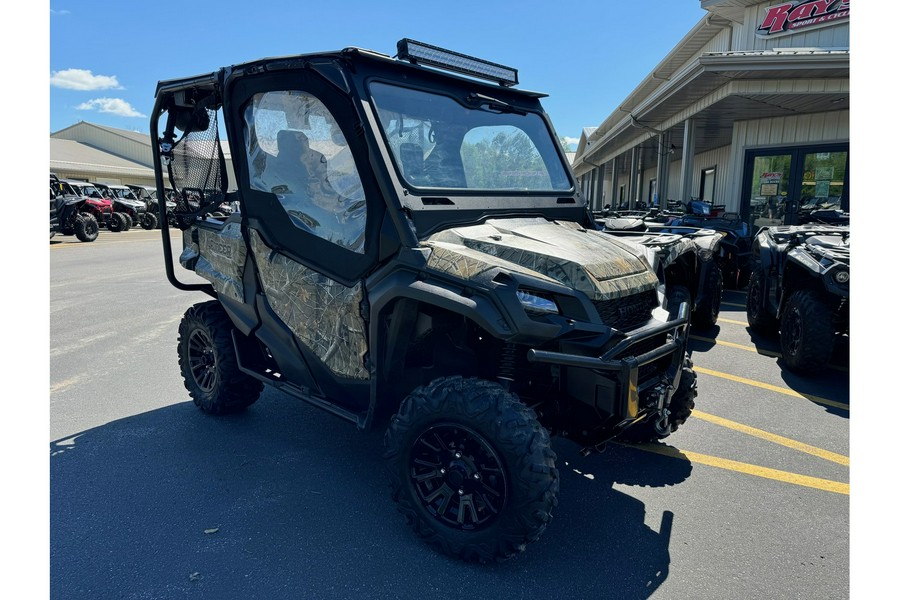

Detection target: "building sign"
[756, 0, 850, 38]
[759, 172, 782, 196]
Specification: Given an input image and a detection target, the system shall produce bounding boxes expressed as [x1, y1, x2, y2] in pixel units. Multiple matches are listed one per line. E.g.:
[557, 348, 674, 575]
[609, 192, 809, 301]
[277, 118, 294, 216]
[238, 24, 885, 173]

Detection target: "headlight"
[516, 289, 559, 316]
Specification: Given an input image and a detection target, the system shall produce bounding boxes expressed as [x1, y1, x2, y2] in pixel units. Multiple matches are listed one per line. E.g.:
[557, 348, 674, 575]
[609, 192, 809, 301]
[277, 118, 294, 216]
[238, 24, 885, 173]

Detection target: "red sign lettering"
[757, 0, 849, 37]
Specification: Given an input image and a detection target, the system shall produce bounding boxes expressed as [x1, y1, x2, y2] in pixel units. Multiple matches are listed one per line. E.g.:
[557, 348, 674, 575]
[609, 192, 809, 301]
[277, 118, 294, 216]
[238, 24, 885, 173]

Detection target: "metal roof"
[49, 138, 157, 178]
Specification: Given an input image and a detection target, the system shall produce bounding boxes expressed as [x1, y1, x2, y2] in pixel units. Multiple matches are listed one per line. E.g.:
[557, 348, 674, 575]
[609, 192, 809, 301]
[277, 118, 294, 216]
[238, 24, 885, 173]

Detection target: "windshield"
[369, 82, 571, 193]
[75, 184, 103, 198]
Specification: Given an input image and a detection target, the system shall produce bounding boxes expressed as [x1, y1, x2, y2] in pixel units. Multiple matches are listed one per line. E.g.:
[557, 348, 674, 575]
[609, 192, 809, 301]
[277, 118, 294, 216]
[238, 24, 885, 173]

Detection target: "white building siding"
[690, 145, 732, 205]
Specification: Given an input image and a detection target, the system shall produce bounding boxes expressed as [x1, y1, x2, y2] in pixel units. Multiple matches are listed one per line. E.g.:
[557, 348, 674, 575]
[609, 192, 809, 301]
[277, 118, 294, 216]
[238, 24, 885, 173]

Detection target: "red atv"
[59, 179, 124, 232]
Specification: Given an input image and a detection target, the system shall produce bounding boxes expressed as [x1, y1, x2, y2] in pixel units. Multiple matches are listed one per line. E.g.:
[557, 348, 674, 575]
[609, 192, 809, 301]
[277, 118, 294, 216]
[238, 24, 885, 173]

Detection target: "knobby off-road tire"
[140, 212, 158, 230]
[384, 376, 559, 562]
[123, 213, 133, 230]
[617, 357, 698, 444]
[74, 213, 99, 242]
[692, 263, 723, 329]
[780, 290, 835, 373]
[108, 212, 127, 232]
[746, 268, 776, 335]
[177, 300, 264, 414]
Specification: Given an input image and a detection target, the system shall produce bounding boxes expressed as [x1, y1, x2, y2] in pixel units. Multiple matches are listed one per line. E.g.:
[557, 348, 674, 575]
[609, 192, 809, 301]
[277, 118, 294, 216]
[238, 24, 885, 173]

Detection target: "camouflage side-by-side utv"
[150, 39, 697, 562]
[746, 223, 850, 373]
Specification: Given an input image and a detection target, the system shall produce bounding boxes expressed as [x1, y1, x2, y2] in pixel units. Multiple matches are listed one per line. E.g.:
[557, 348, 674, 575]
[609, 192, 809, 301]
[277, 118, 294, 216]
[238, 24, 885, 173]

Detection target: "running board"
[232, 331, 363, 425]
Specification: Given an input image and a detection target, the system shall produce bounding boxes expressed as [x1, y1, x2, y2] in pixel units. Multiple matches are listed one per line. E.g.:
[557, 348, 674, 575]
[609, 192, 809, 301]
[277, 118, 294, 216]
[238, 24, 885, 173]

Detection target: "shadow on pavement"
[51, 388, 691, 600]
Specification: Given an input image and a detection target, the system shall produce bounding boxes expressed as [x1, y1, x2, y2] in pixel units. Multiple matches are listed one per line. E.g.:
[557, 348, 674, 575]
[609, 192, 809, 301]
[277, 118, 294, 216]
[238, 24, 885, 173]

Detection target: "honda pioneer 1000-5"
[150, 40, 697, 562]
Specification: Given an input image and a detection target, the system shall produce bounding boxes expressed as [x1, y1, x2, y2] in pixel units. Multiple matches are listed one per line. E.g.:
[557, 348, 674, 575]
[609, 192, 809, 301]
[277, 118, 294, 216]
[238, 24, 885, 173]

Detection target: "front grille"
[593, 290, 657, 331]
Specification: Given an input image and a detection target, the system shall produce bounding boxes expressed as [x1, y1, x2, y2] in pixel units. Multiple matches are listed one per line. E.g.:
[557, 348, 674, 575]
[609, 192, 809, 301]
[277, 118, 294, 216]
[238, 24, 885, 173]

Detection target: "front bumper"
[527, 301, 691, 429]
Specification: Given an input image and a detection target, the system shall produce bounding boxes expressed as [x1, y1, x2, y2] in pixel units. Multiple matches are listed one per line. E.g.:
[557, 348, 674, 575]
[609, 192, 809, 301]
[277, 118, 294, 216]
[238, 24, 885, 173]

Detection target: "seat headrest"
[277, 130, 311, 156]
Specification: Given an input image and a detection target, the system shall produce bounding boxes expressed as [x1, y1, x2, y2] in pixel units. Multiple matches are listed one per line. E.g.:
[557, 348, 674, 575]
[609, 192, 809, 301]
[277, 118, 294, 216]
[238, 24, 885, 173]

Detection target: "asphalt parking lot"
[49, 227, 851, 599]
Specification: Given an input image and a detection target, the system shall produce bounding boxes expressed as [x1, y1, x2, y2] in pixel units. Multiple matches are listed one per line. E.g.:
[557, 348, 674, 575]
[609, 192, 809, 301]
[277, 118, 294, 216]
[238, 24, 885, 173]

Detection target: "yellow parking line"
[691, 335, 848, 373]
[691, 335, 780, 358]
[627, 443, 849, 495]
[692, 410, 849, 466]
[715, 317, 749, 326]
[693, 365, 849, 412]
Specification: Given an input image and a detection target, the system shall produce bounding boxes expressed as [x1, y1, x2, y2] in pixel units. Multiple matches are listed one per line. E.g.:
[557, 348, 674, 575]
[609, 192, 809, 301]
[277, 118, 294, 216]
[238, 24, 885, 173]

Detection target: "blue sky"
[48, 0, 708, 147]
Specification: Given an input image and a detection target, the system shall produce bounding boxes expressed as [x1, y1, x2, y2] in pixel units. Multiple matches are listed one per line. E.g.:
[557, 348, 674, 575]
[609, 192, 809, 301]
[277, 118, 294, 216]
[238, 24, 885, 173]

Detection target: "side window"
[243, 91, 367, 253]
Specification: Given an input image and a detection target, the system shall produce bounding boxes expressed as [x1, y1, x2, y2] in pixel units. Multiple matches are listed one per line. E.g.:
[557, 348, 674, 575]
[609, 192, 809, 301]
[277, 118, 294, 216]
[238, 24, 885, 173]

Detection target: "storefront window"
[799, 151, 848, 217]
[743, 145, 848, 230]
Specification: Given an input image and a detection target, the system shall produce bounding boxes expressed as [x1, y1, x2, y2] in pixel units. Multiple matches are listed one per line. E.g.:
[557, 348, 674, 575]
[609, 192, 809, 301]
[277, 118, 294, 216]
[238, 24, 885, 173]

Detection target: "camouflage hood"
[421, 217, 659, 301]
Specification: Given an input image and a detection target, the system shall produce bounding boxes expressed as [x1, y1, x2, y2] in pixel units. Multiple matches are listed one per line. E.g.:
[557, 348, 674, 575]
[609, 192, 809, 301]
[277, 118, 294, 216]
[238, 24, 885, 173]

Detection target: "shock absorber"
[497, 342, 518, 390]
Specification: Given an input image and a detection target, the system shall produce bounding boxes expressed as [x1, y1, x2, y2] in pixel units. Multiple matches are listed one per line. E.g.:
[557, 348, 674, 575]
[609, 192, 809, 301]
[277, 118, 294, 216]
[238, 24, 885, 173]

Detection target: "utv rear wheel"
[780, 290, 834, 373]
[746, 268, 776, 335]
[384, 376, 558, 562]
[618, 357, 697, 444]
[108, 212, 127, 232]
[140, 212, 158, 230]
[177, 300, 264, 414]
[692, 263, 723, 329]
[74, 213, 99, 242]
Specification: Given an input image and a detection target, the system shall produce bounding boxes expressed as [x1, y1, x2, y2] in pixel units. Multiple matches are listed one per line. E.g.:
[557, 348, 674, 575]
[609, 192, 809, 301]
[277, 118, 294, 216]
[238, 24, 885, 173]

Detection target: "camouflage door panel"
[180, 222, 247, 303]
[248, 229, 369, 380]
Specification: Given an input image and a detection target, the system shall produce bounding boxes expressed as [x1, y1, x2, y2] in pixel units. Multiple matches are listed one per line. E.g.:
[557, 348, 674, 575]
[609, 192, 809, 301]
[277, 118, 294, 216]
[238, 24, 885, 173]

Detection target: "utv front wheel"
[177, 300, 264, 414]
[140, 212, 158, 230]
[74, 213, 99, 242]
[384, 376, 558, 562]
[108, 212, 127, 232]
[780, 290, 834, 373]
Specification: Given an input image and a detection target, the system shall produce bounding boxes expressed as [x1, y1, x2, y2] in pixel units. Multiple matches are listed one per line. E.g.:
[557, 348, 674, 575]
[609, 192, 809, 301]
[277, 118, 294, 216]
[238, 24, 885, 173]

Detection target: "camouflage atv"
[597, 215, 723, 330]
[150, 39, 697, 562]
[746, 223, 849, 373]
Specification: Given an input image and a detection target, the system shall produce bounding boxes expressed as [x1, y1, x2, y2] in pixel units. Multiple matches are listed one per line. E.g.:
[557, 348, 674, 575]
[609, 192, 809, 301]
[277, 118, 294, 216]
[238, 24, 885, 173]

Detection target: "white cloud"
[563, 136, 579, 146]
[76, 98, 146, 118]
[50, 9, 71, 15]
[50, 69, 121, 91]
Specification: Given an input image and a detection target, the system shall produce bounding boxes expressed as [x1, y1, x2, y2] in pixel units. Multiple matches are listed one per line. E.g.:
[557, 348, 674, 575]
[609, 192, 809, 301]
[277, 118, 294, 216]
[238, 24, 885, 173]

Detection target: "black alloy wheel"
[384, 376, 558, 562]
[177, 300, 263, 414]
[187, 327, 219, 393]
[409, 423, 508, 531]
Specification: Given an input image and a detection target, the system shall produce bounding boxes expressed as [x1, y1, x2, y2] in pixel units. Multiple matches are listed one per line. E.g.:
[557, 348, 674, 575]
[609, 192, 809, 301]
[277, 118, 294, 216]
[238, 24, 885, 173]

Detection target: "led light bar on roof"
[396, 38, 519, 87]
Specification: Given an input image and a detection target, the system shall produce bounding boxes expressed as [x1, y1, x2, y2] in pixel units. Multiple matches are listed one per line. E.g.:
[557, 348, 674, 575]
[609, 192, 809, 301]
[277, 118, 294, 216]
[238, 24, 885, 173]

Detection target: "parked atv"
[96, 183, 148, 230]
[50, 176, 100, 242]
[597, 215, 723, 329]
[127, 184, 176, 229]
[746, 224, 849, 373]
[150, 40, 697, 562]
[665, 213, 753, 290]
[59, 179, 119, 232]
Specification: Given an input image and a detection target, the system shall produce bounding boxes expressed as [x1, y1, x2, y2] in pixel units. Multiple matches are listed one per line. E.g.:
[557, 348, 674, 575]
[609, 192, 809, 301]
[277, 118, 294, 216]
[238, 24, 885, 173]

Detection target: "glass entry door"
[745, 152, 792, 229]
[742, 144, 849, 231]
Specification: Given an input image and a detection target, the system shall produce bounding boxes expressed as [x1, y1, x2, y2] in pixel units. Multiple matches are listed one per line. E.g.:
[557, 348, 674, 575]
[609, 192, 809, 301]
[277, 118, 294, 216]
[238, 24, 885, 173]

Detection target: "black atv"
[596, 214, 723, 329]
[664, 213, 753, 290]
[150, 39, 697, 562]
[50, 176, 100, 242]
[746, 223, 849, 373]
[106, 183, 150, 230]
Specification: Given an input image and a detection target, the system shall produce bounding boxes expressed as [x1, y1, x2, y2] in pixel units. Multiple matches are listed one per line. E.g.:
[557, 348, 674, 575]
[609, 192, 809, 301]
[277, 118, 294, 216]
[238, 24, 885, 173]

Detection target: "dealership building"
[571, 0, 849, 230]
[50, 121, 236, 190]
